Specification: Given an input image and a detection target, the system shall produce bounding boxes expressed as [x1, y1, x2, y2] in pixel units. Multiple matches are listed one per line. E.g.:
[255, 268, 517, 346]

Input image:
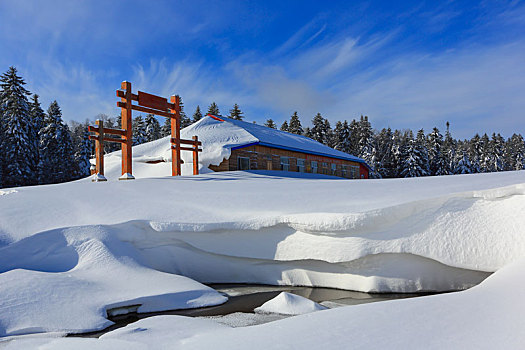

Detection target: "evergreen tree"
[38, 101, 74, 184]
[416, 129, 430, 176]
[490, 133, 505, 172]
[280, 120, 289, 132]
[376, 128, 396, 178]
[469, 134, 482, 173]
[132, 115, 147, 145]
[348, 119, 360, 156]
[399, 132, 427, 178]
[454, 150, 473, 174]
[0, 67, 38, 187]
[479, 133, 491, 172]
[229, 103, 244, 120]
[178, 97, 191, 128]
[333, 121, 351, 153]
[310, 113, 331, 144]
[71, 121, 91, 178]
[506, 134, 525, 170]
[264, 119, 276, 129]
[288, 112, 303, 135]
[442, 121, 456, 174]
[207, 102, 220, 116]
[29, 94, 45, 139]
[161, 116, 171, 137]
[145, 114, 161, 142]
[193, 105, 203, 123]
[427, 127, 447, 175]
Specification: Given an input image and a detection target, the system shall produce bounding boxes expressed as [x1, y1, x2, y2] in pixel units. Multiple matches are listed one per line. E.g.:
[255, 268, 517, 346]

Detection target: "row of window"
[238, 155, 361, 178]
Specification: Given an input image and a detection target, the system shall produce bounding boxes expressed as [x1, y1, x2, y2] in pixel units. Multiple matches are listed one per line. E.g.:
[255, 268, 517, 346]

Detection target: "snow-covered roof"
[185, 115, 369, 166]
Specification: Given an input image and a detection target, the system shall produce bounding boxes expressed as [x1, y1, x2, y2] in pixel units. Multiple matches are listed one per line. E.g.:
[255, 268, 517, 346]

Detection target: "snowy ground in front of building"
[1, 136, 525, 347]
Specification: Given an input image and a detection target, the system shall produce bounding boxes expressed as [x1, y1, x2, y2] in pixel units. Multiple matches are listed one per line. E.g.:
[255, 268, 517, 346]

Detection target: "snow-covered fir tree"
[161, 117, 171, 138]
[416, 129, 430, 176]
[288, 112, 303, 135]
[132, 116, 147, 145]
[427, 127, 447, 175]
[506, 133, 525, 170]
[309, 113, 332, 145]
[347, 119, 360, 156]
[71, 121, 92, 178]
[280, 120, 289, 132]
[478, 134, 491, 172]
[29, 94, 45, 140]
[145, 114, 161, 142]
[192, 105, 203, 123]
[454, 149, 473, 174]
[38, 101, 75, 184]
[207, 102, 220, 116]
[442, 122, 456, 174]
[489, 133, 505, 172]
[178, 97, 191, 128]
[264, 119, 276, 129]
[399, 132, 428, 178]
[333, 121, 352, 154]
[0, 67, 39, 187]
[375, 128, 396, 178]
[468, 134, 482, 173]
[229, 104, 243, 120]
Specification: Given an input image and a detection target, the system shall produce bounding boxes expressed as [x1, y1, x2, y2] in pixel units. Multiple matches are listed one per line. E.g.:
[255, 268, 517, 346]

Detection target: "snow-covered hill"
[0, 136, 524, 347]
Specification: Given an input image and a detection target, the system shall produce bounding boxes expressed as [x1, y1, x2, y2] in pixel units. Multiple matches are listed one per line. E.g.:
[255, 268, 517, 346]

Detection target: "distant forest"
[1, 66, 523, 188]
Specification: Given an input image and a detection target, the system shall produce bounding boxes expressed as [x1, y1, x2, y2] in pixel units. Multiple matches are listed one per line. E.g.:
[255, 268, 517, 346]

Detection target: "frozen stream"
[70, 284, 444, 338]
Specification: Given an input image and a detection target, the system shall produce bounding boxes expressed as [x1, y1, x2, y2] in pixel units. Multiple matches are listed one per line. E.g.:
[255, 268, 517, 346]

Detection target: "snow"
[254, 292, 327, 315]
[1, 133, 525, 345]
[4, 258, 525, 349]
[0, 224, 226, 337]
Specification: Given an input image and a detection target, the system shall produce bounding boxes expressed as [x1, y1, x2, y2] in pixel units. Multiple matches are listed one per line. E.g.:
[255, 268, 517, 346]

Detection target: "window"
[331, 163, 337, 175]
[297, 159, 305, 172]
[342, 165, 347, 178]
[350, 165, 360, 179]
[280, 156, 290, 171]
[311, 161, 318, 173]
[238, 157, 250, 170]
[322, 162, 328, 174]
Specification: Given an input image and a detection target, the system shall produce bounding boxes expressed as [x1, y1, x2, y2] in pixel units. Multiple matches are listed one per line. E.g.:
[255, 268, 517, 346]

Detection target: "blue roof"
[211, 115, 369, 167]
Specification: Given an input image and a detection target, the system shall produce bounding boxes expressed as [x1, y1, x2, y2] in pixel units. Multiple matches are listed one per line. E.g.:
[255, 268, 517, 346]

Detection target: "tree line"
[1, 65, 523, 188]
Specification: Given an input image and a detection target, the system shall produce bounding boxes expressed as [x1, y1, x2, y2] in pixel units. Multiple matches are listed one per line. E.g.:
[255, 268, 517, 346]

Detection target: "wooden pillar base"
[119, 173, 136, 180]
[92, 173, 108, 182]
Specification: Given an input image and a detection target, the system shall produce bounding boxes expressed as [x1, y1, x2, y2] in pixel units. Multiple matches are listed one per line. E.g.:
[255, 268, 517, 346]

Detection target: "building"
[200, 115, 370, 179]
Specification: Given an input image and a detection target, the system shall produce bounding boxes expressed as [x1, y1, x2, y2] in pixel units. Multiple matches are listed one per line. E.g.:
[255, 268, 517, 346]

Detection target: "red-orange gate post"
[88, 119, 127, 181]
[89, 81, 201, 181]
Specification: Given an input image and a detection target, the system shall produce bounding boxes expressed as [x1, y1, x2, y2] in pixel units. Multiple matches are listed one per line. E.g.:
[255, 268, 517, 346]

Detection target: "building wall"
[208, 145, 369, 179]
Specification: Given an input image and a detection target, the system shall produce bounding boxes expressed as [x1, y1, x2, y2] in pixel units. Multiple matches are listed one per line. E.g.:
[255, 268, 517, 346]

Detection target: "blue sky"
[0, 0, 524, 139]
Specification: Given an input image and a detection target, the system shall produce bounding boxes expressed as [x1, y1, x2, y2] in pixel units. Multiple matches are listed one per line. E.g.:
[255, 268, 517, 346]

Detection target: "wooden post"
[170, 95, 181, 176]
[92, 119, 107, 182]
[192, 135, 199, 175]
[120, 81, 135, 180]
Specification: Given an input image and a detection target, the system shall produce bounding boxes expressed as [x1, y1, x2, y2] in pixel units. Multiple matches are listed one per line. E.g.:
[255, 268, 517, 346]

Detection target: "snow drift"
[255, 292, 327, 315]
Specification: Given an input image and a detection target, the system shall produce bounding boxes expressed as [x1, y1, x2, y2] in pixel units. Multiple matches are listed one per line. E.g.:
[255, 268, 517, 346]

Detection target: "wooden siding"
[208, 144, 369, 179]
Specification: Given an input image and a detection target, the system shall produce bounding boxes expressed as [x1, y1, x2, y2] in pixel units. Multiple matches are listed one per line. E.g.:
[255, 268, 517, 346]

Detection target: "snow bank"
[254, 292, 327, 315]
[0, 224, 227, 337]
[5, 258, 525, 349]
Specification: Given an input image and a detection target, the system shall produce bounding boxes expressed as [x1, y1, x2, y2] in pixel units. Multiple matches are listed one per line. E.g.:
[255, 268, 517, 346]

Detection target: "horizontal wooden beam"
[116, 101, 176, 118]
[170, 138, 202, 146]
[116, 89, 138, 101]
[89, 135, 126, 144]
[172, 145, 202, 152]
[88, 125, 126, 137]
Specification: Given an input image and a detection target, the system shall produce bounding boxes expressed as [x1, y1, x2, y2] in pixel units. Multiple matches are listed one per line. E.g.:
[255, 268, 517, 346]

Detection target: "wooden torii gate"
[89, 81, 202, 181]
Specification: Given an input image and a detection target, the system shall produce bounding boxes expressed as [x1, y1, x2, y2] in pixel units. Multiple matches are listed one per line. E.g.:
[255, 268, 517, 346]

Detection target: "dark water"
[68, 284, 443, 338]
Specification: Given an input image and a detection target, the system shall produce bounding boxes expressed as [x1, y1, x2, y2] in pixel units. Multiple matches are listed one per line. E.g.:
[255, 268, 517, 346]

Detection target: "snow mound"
[0, 225, 227, 337]
[255, 292, 327, 315]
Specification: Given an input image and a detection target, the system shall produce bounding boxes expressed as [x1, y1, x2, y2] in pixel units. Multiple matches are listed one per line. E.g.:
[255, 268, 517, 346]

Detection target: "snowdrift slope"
[0, 169, 524, 338]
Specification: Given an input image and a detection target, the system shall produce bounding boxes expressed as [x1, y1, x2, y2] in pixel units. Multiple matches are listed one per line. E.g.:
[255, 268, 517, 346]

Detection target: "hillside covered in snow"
[1, 134, 524, 347]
